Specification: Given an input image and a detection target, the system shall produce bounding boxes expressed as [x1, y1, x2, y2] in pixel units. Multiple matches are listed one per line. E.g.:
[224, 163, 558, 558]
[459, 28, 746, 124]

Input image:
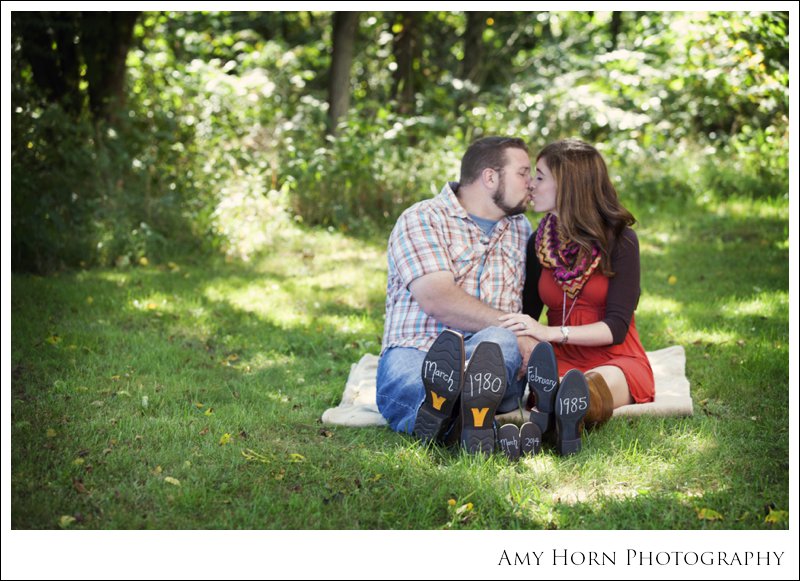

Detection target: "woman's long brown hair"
[537, 139, 635, 277]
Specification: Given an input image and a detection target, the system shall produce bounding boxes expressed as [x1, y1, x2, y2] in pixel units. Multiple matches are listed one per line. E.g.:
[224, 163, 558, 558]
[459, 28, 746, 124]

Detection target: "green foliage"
[285, 109, 460, 230]
[11, 102, 97, 271]
[10, 11, 789, 271]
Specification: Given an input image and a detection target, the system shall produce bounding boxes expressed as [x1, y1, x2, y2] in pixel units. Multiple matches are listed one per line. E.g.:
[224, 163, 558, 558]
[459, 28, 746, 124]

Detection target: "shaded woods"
[11, 11, 788, 272]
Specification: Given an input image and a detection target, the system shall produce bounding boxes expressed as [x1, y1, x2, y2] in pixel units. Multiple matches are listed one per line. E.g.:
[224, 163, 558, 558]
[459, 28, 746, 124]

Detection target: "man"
[376, 136, 537, 454]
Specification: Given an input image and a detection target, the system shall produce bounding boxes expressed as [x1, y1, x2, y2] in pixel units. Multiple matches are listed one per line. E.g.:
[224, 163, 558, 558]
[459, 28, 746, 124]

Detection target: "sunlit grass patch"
[718, 290, 788, 320]
[11, 192, 789, 530]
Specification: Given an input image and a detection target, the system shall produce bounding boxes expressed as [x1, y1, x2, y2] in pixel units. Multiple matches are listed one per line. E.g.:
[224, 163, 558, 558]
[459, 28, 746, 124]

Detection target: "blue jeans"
[376, 326, 526, 433]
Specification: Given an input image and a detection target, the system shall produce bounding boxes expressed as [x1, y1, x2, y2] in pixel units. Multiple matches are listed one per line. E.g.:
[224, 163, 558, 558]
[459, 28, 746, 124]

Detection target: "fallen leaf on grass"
[46, 428, 57, 438]
[199, 427, 209, 436]
[204, 408, 214, 416]
[289, 453, 306, 463]
[164, 477, 181, 486]
[697, 508, 724, 521]
[59, 515, 76, 528]
[456, 502, 474, 516]
[73, 478, 88, 494]
[219, 433, 232, 445]
[46, 335, 62, 345]
[764, 509, 788, 525]
[241, 449, 270, 464]
[444, 501, 476, 526]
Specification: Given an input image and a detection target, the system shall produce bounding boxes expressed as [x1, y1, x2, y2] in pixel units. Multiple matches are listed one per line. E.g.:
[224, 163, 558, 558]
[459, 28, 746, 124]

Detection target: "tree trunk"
[462, 12, 488, 85]
[328, 11, 359, 134]
[80, 12, 140, 122]
[18, 12, 82, 115]
[392, 12, 418, 115]
[609, 11, 623, 50]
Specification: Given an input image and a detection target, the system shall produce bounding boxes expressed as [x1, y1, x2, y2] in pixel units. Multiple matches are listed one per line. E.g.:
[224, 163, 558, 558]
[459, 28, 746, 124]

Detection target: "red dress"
[539, 268, 655, 403]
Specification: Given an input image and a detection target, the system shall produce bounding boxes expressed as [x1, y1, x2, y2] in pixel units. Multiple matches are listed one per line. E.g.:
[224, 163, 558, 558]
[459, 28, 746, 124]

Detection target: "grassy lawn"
[10, 193, 789, 530]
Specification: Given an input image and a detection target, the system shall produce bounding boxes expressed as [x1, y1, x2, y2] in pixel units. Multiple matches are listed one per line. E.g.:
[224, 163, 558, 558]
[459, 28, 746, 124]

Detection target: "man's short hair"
[459, 136, 529, 186]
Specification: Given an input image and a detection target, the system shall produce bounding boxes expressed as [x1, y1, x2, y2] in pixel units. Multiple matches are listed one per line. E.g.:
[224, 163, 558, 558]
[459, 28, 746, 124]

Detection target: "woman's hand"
[498, 313, 551, 341]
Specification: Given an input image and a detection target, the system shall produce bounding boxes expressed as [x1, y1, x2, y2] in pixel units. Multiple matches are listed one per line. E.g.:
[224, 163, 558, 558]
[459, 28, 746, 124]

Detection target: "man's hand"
[516, 335, 538, 380]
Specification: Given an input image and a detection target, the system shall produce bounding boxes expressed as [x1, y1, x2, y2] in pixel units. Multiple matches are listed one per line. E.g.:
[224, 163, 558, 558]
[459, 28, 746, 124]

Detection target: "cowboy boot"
[584, 371, 614, 427]
[525, 342, 559, 435]
[414, 330, 465, 443]
[461, 341, 507, 456]
[554, 369, 589, 455]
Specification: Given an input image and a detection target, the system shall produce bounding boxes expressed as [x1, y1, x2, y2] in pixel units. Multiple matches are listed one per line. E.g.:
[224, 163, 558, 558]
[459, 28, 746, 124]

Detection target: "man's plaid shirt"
[381, 182, 532, 354]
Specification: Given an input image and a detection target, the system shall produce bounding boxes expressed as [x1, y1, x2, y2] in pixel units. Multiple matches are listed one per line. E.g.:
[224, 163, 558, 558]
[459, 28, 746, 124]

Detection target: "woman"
[499, 139, 654, 453]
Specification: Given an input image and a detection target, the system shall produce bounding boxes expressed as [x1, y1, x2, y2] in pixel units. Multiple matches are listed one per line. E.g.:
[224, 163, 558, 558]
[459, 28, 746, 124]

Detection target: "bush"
[10, 11, 788, 270]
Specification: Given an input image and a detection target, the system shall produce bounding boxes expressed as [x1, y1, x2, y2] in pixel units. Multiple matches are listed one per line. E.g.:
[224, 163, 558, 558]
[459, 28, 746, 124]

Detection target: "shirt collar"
[439, 181, 524, 227]
[439, 182, 470, 219]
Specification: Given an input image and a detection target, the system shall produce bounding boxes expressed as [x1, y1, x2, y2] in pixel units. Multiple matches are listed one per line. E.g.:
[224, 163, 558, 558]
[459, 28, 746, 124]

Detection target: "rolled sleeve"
[389, 210, 452, 288]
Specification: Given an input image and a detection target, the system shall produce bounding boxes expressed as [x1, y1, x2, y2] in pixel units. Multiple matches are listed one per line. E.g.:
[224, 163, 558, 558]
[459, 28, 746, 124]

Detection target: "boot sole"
[527, 342, 559, 434]
[497, 423, 521, 461]
[413, 330, 464, 443]
[461, 342, 506, 455]
[555, 369, 589, 455]
[519, 421, 542, 456]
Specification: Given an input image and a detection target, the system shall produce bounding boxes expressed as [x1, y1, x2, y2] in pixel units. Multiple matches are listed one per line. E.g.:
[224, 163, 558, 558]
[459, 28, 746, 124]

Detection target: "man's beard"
[492, 174, 528, 216]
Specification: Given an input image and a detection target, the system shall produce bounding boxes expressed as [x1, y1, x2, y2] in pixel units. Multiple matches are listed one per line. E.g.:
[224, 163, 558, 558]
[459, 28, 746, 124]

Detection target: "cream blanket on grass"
[321, 346, 692, 427]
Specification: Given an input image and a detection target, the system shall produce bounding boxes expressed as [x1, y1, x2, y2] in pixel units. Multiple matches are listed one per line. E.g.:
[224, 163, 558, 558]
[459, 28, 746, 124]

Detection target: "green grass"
[10, 193, 789, 530]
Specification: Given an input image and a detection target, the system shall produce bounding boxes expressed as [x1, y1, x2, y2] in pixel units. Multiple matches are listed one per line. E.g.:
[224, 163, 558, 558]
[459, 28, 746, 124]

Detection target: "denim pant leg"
[464, 326, 526, 413]
[376, 347, 427, 434]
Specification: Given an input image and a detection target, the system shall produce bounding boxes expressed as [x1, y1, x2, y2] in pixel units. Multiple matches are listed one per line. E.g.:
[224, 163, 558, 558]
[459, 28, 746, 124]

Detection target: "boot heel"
[413, 406, 449, 444]
[529, 409, 552, 434]
[462, 427, 496, 456]
[554, 369, 590, 456]
[557, 436, 582, 456]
